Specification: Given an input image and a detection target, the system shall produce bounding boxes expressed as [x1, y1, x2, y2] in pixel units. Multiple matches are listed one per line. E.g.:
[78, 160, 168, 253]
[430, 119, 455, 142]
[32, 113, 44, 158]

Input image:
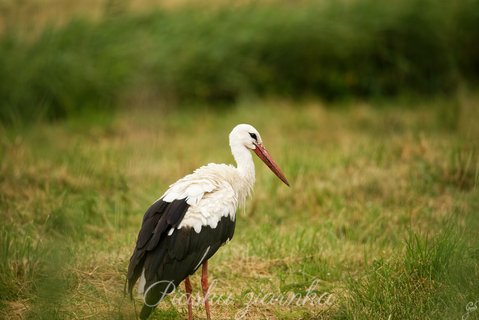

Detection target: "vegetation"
[1, 0, 479, 124]
[1, 92, 478, 319]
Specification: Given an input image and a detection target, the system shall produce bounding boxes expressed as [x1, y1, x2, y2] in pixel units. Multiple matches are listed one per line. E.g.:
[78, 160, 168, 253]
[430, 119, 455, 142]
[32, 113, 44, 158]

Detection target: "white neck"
[230, 142, 256, 205]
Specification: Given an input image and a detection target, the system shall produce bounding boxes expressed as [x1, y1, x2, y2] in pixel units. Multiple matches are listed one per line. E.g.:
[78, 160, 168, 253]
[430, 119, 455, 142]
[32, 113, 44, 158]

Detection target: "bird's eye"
[249, 133, 257, 141]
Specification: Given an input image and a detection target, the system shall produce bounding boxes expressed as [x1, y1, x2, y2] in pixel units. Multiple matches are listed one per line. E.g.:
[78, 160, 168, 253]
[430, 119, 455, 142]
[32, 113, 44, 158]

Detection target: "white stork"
[127, 124, 289, 319]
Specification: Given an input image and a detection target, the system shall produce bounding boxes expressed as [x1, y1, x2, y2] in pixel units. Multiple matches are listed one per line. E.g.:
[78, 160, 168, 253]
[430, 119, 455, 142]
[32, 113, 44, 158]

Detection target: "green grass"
[0, 93, 478, 319]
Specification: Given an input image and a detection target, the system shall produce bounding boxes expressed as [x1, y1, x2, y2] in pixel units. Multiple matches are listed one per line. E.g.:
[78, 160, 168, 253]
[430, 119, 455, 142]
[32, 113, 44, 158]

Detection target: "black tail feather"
[140, 305, 154, 320]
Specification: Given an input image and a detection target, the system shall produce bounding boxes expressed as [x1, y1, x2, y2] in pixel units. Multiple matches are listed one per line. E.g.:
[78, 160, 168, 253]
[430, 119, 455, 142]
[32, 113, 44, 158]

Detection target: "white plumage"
[160, 164, 245, 233]
[159, 124, 261, 233]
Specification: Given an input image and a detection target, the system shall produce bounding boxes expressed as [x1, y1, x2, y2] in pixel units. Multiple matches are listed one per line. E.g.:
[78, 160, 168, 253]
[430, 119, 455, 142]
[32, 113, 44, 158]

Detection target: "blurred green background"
[1, 1, 478, 319]
[0, 0, 478, 124]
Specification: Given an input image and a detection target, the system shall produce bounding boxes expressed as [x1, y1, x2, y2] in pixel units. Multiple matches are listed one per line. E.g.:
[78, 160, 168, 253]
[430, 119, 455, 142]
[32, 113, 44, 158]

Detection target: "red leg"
[201, 261, 211, 320]
[184, 277, 193, 320]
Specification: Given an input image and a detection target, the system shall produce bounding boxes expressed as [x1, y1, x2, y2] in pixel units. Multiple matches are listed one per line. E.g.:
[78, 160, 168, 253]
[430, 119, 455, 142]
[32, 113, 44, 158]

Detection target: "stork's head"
[230, 124, 290, 186]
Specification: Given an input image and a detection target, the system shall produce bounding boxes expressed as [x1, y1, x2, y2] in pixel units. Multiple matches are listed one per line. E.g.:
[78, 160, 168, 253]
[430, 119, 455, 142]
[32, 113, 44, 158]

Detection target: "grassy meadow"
[1, 92, 479, 319]
[1, 0, 479, 319]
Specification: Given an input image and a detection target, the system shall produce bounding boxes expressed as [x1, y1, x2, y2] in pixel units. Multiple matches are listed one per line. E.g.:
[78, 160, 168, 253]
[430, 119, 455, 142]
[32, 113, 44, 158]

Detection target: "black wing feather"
[127, 197, 236, 320]
[140, 216, 235, 319]
[126, 198, 189, 297]
[147, 200, 189, 251]
[136, 200, 168, 249]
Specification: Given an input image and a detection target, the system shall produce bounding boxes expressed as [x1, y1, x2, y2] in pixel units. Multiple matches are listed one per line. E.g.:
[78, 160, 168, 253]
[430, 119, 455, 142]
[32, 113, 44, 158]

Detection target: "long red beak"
[253, 143, 290, 186]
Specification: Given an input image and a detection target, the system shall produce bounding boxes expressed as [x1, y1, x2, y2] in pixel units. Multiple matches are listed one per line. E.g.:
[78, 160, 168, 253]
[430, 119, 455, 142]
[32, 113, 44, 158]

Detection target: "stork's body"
[127, 124, 289, 319]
